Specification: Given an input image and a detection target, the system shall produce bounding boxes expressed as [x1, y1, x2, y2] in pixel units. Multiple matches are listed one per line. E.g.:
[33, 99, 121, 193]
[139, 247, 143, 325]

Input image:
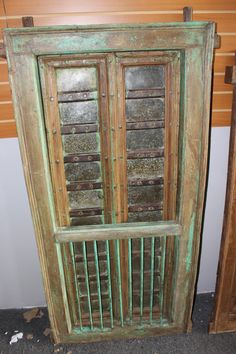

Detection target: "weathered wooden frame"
[4, 22, 215, 343]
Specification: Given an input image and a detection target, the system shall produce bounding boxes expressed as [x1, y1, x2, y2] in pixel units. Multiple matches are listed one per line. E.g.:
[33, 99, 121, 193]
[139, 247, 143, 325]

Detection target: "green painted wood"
[4, 21, 215, 343]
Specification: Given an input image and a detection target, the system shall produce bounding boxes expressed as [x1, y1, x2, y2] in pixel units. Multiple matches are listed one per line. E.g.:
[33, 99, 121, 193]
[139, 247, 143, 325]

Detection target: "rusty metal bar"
[64, 153, 100, 163]
[82, 241, 93, 329]
[128, 238, 132, 323]
[61, 124, 98, 135]
[69, 242, 83, 329]
[140, 238, 144, 322]
[58, 90, 98, 102]
[128, 177, 164, 186]
[126, 121, 164, 130]
[126, 88, 165, 99]
[70, 207, 103, 217]
[67, 182, 102, 191]
[149, 237, 155, 323]
[159, 236, 167, 325]
[128, 203, 163, 213]
[93, 241, 103, 329]
[127, 148, 164, 159]
[105, 240, 114, 328]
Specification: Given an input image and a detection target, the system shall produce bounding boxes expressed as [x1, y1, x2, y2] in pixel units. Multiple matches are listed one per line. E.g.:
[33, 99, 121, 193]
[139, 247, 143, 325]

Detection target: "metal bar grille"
[68, 235, 178, 332]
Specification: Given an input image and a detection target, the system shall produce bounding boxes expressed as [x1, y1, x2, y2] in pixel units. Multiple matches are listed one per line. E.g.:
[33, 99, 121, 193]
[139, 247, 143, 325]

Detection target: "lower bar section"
[62, 234, 179, 335]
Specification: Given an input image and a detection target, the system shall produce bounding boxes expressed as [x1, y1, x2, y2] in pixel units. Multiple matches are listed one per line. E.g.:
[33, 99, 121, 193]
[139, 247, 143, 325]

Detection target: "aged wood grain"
[4, 22, 214, 342]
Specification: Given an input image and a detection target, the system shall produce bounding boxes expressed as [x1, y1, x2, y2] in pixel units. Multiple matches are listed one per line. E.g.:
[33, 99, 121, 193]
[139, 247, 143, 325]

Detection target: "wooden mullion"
[163, 55, 181, 321]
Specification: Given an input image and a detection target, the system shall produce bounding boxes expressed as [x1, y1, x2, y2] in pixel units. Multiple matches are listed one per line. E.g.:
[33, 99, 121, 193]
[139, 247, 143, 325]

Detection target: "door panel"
[39, 51, 180, 331]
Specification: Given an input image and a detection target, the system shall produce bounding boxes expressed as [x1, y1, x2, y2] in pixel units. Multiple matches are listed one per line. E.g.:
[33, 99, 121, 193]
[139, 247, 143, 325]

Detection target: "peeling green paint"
[186, 213, 196, 273]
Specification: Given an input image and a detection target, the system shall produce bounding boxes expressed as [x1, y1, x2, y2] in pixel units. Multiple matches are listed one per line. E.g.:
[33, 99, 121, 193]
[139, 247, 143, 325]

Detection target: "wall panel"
[0, 0, 235, 137]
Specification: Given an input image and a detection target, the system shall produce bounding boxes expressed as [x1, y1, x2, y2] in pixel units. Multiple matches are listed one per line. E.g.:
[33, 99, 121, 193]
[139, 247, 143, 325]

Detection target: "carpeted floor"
[1, 293, 236, 354]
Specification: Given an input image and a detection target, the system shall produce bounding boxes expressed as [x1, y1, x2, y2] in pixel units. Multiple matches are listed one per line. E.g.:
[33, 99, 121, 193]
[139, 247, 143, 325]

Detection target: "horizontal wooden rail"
[54, 221, 182, 242]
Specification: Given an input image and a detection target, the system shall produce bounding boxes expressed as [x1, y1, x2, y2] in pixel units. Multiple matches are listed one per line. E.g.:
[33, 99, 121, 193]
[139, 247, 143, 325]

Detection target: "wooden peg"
[0, 42, 6, 59]
[22, 16, 34, 27]
[214, 33, 221, 49]
[183, 7, 193, 22]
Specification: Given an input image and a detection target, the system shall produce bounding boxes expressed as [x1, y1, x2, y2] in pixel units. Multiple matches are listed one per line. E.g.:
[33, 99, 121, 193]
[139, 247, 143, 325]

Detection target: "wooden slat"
[212, 111, 231, 126]
[0, 63, 9, 82]
[0, 0, 5, 17]
[4, 0, 236, 15]
[1, 2, 236, 138]
[2, 13, 236, 34]
[213, 75, 232, 92]
[0, 102, 14, 120]
[212, 93, 233, 110]
[214, 55, 235, 72]
[217, 36, 236, 53]
[0, 83, 12, 101]
[0, 121, 17, 138]
[194, 13, 236, 33]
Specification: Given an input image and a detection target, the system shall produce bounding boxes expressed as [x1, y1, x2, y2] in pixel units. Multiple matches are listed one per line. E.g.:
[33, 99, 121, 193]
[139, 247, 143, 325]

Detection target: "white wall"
[0, 128, 230, 308]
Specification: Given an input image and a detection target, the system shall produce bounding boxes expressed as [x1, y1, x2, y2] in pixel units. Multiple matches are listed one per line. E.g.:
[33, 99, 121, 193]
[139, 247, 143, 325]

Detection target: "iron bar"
[116, 240, 124, 326]
[82, 241, 93, 329]
[93, 241, 103, 329]
[105, 240, 114, 328]
[128, 238, 132, 323]
[140, 238, 144, 322]
[69, 243, 83, 329]
[149, 237, 155, 323]
[159, 236, 167, 325]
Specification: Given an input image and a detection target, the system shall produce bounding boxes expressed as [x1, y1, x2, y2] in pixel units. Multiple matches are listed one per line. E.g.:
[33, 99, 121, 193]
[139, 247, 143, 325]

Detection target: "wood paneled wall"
[0, 0, 235, 138]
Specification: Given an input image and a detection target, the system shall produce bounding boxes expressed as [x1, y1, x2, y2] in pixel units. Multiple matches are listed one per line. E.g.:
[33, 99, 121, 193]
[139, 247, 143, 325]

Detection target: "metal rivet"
[119, 126, 122, 129]
[49, 96, 54, 102]
[83, 93, 87, 98]
[105, 157, 108, 160]
[102, 93, 106, 97]
[55, 159, 60, 164]
[52, 128, 57, 134]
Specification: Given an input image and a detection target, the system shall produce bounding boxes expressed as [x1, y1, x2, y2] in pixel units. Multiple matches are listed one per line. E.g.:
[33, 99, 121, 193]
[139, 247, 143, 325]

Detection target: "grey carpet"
[1, 293, 236, 354]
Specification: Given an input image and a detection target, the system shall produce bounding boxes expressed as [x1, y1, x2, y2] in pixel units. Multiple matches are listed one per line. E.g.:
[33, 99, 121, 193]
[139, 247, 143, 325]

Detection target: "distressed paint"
[186, 213, 196, 273]
[4, 22, 215, 343]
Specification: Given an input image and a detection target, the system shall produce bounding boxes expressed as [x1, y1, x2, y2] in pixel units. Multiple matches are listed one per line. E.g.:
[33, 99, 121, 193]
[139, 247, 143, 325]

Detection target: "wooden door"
[4, 22, 215, 343]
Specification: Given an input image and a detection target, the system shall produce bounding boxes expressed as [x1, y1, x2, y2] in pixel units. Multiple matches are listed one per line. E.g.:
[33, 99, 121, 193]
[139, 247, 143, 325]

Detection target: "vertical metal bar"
[93, 240, 103, 329]
[116, 239, 124, 326]
[128, 238, 132, 323]
[159, 236, 167, 325]
[149, 237, 155, 324]
[105, 240, 114, 328]
[69, 242, 83, 329]
[140, 238, 144, 322]
[82, 241, 93, 329]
